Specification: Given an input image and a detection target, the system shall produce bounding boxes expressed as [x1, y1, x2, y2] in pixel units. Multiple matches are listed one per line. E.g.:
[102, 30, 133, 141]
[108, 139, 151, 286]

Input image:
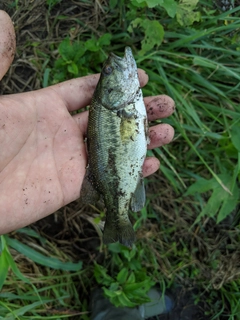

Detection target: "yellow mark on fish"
[120, 118, 138, 142]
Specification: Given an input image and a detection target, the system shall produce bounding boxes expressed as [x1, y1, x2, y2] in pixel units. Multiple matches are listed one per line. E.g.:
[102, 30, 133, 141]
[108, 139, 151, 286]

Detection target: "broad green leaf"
[108, 242, 124, 253]
[117, 268, 129, 284]
[127, 272, 136, 284]
[129, 18, 164, 55]
[176, 0, 201, 26]
[124, 281, 152, 293]
[59, 38, 75, 61]
[144, 0, 163, 8]
[85, 38, 99, 52]
[131, 0, 148, 8]
[103, 287, 121, 298]
[5, 236, 82, 271]
[217, 182, 240, 223]
[200, 186, 225, 218]
[140, 20, 164, 54]
[109, 289, 136, 307]
[160, 0, 178, 17]
[109, 282, 120, 291]
[185, 178, 216, 196]
[194, 174, 240, 222]
[54, 57, 66, 69]
[118, 291, 137, 307]
[73, 42, 86, 62]
[99, 33, 112, 46]
[67, 62, 78, 75]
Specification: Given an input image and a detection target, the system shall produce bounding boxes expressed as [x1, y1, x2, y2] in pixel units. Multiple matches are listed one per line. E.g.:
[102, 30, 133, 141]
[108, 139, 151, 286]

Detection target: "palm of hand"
[0, 87, 87, 231]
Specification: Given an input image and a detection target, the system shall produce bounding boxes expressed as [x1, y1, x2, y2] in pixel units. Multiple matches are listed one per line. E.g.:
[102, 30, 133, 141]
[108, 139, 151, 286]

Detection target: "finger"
[144, 95, 175, 121]
[0, 10, 16, 80]
[49, 69, 148, 112]
[142, 157, 160, 177]
[148, 123, 174, 149]
[73, 110, 89, 136]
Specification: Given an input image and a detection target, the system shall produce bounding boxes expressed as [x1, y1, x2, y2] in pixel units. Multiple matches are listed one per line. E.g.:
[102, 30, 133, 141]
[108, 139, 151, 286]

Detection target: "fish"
[82, 47, 148, 247]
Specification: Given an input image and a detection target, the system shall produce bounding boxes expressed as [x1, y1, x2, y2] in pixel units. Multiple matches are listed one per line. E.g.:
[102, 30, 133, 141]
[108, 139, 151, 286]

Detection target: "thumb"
[0, 10, 16, 81]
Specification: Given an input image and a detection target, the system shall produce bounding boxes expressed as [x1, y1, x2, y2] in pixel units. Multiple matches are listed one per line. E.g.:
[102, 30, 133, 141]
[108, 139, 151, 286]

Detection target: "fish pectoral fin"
[103, 217, 135, 248]
[130, 178, 146, 212]
[79, 169, 100, 204]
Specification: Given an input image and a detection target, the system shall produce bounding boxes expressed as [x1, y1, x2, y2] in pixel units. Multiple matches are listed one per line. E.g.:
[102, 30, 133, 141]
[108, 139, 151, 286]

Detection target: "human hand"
[0, 10, 175, 234]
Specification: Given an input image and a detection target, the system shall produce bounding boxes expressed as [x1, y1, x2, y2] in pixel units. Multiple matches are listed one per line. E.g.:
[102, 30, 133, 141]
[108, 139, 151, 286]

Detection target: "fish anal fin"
[131, 178, 146, 212]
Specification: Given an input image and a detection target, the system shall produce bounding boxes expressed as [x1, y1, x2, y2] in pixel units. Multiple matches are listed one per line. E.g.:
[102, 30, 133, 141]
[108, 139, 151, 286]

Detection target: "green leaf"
[94, 263, 114, 286]
[118, 291, 137, 307]
[127, 272, 136, 284]
[160, 0, 178, 17]
[109, 282, 120, 292]
[85, 38, 99, 52]
[59, 38, 75, 61]
[144, 0, 163, 8]
[5, 236, 82, 271]
[0, 236, 30, 287]
[108, 242, 123, 253]
[184, 178, 216, 196]
[129, 18, 164, 55]
[176, 0, 201, 26]
[54, 57, 66, 69]
[140, 19, 164, 55]
[217, 182, 240, 223]
[193, 174, 240, 222]
[131, 0, 148, 8]
[5, 248, 31, 284]
[99, 33, 112, 46]
[67, 62, 78, 75]
[72, 42, 86, 62]
[124, 281, 151, 293]
[0, 247, 9, 291]
[117, 268, 129, 284]
[109, 289, 136, 307]
[103, 286, 121, 299]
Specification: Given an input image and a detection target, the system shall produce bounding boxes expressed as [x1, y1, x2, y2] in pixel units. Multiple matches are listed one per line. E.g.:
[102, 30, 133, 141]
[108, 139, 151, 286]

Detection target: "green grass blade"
[5, 236, 82, 271]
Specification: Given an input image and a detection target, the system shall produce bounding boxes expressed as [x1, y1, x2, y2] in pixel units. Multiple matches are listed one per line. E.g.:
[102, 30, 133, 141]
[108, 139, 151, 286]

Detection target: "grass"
[0, 0, 240, 319]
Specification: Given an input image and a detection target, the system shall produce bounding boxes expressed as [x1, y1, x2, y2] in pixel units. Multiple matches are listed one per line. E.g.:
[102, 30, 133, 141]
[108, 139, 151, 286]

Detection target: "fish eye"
[103, 65, 113, 75]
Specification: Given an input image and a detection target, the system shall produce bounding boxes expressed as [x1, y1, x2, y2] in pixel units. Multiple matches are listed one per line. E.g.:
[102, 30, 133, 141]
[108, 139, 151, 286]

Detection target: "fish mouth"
[108, 47, 135, 70]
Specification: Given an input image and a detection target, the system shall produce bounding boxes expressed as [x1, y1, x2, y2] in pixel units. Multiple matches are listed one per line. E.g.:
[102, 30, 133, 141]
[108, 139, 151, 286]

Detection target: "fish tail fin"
[103, 217, 135, 248]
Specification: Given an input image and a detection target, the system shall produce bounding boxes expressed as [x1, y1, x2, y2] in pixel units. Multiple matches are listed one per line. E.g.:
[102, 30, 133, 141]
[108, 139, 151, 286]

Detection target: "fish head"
[96, 47, 140, 110]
